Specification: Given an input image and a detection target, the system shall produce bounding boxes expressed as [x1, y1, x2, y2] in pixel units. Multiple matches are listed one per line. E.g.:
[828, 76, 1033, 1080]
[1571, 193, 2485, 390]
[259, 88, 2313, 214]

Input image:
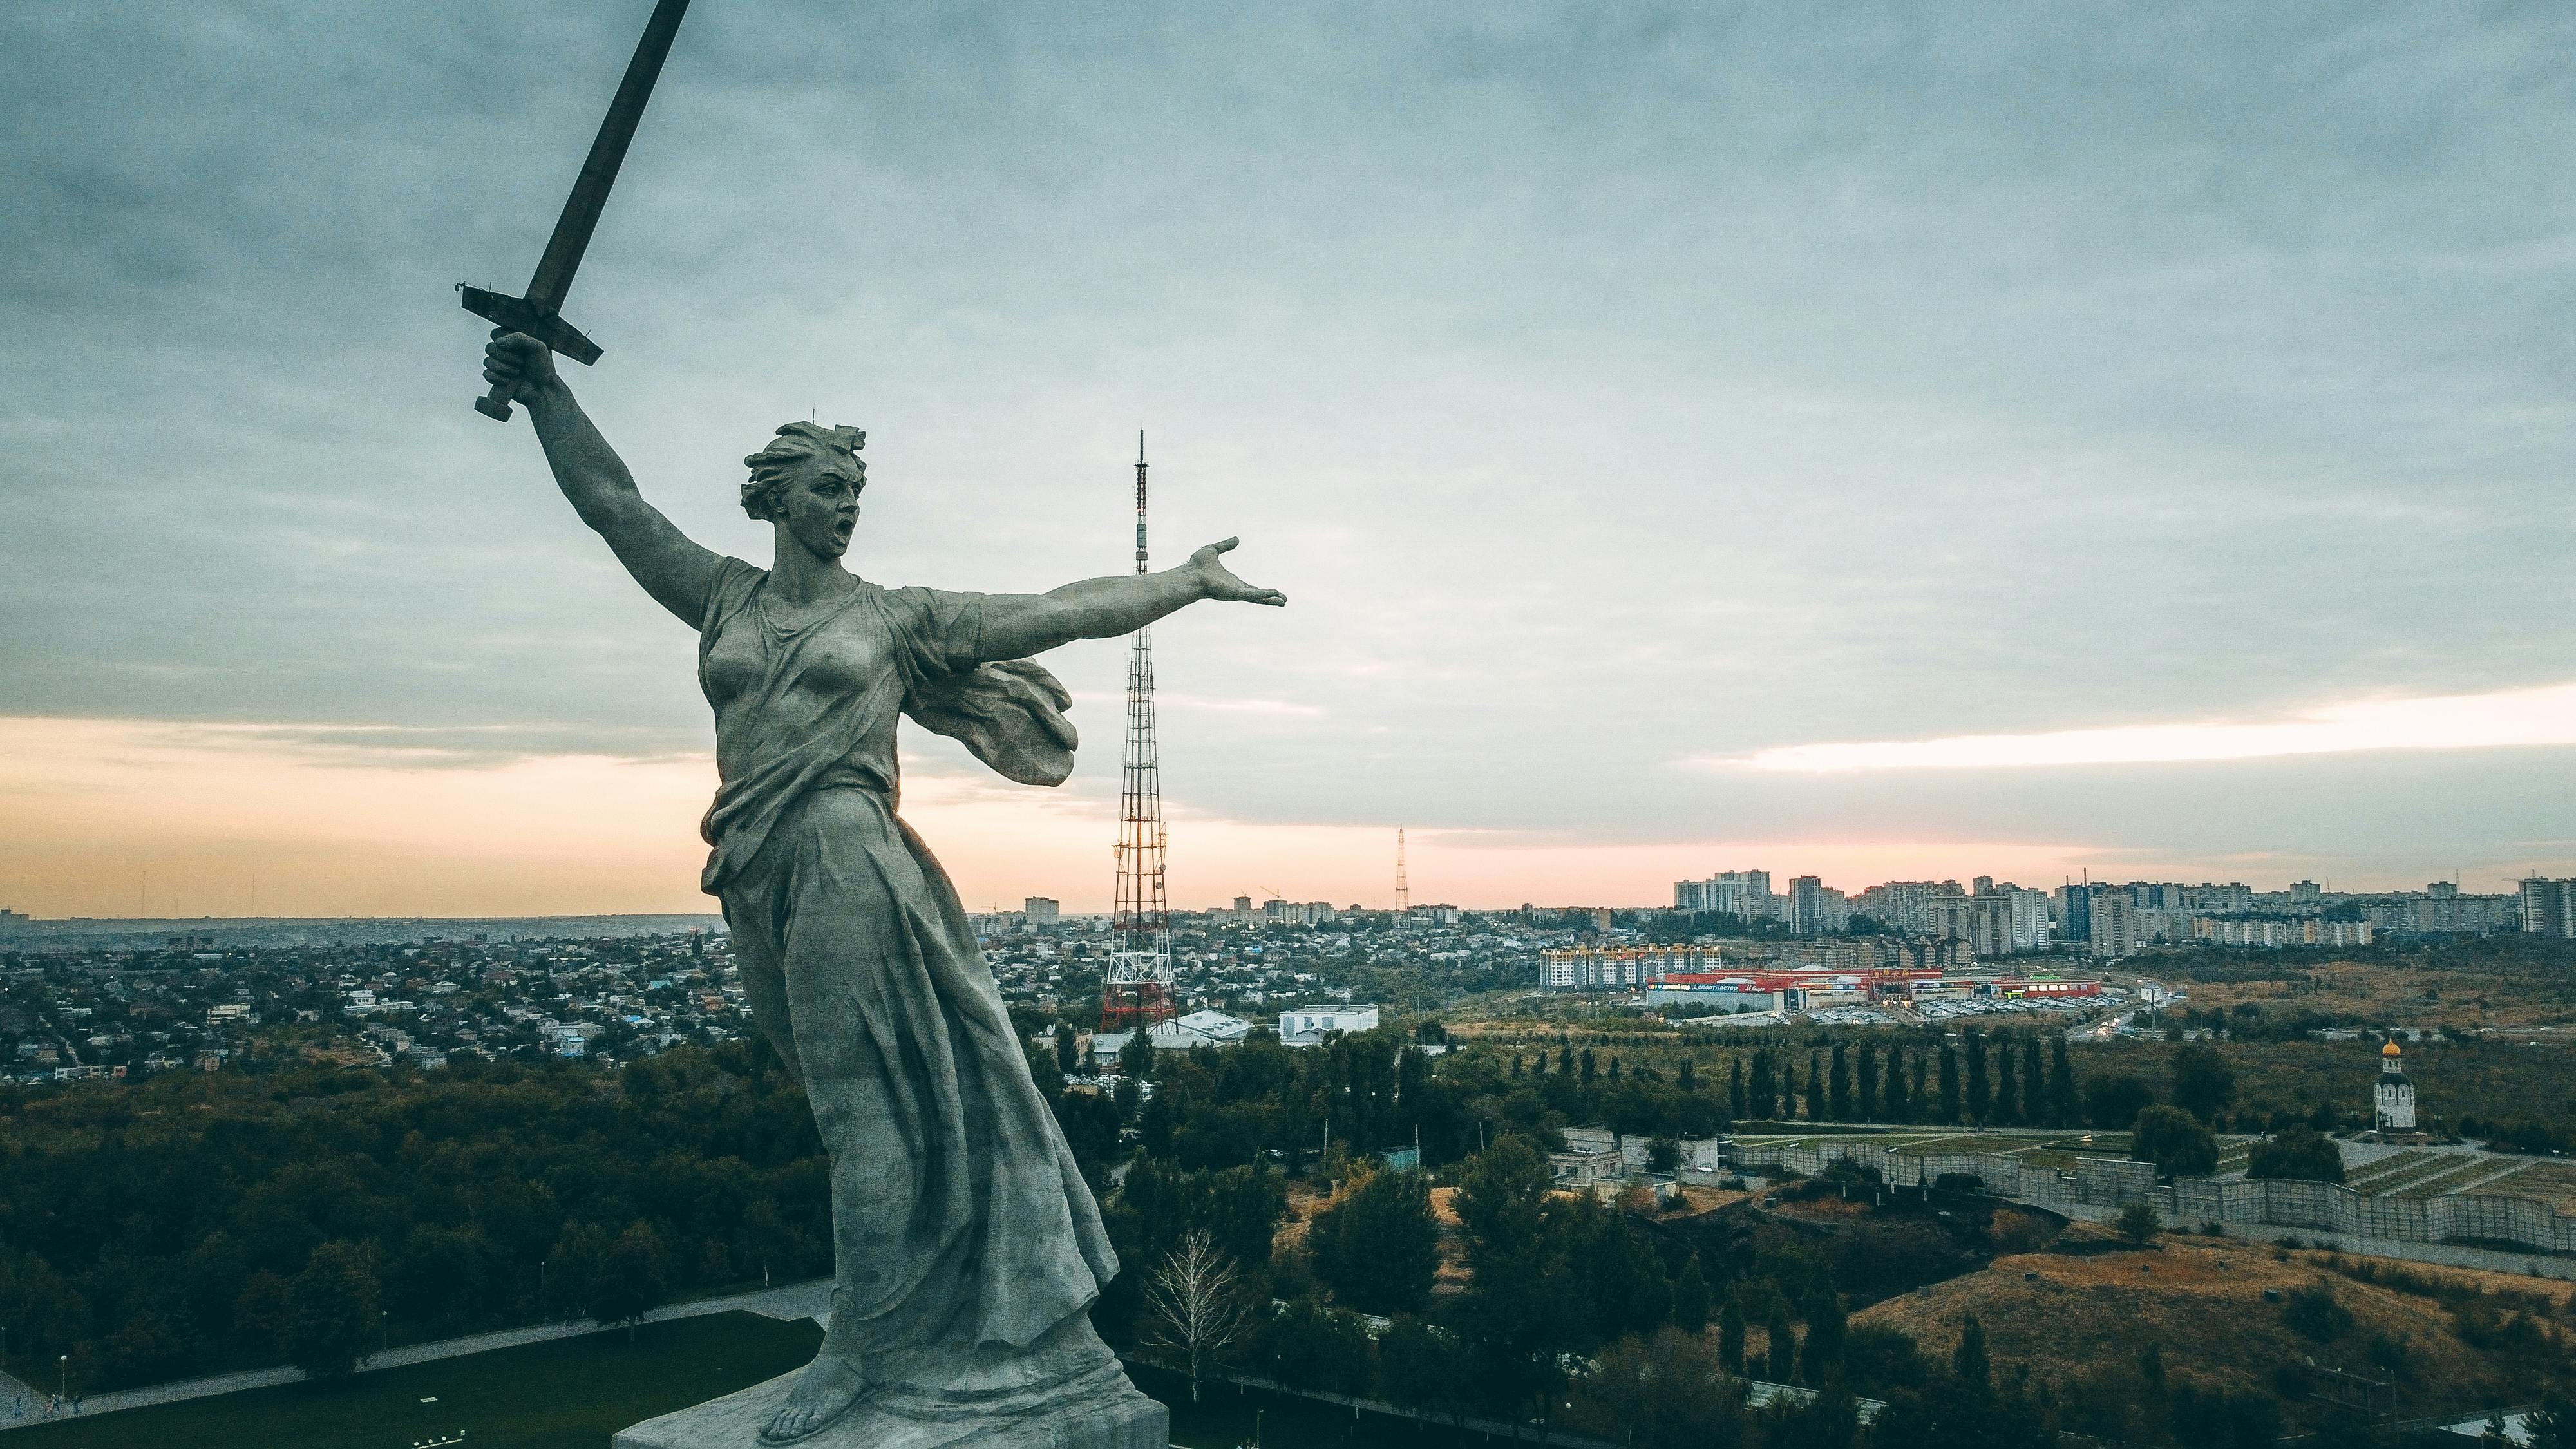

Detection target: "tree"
[2131, 1104, 2219, 1179]
[282, 1242, 379, 1381]
[1730, 1057, 1748, 1120]
[1678, 1057, 1698, 1094]
[1119, 1028, 1154, 1081]
[1993, 1039, 2020, 1126]
[1805, 1051, 1825, 1121]
[1965, 1034, 1991, 1125]
[1307, 1166, 1439, 1316]
[1828, 1043, 1853, 1122]
[2048, 1039, 2079, 1127]
[2086, 1072, 2154, 1130]
[1578, 1327, 1747, 1449]
[1672, 1253, 1711, 1334]
[1455, 1139, 1574, 1430]
[1378, 1316, 1474, 1433]
[1938, 1044, 1961, 1125]
[1261, 1297, 1374, 1399]
[1884, 1046, 1909, 1123]
[2020, 1038, 2045, 1126]
[1764, 1298, 1797, 1381]
[1646, 1135, 1681, 1173]
[592, 1220, 668, 1336]
[1951, 1312, 1990, 1391]
[2170, 1041, 2235, 1124]
[1140, 1229, 1251, 1403]
[1799, 1287, 1847, 1384]
[2520, 1390, 2575, 1449]
[2116, 1200, 2162, 1247]
[2281, 1282, 2353, 1341]
[2248, 1126, 2346, 1184]
[1718, 1297, 1746, 1374]
[1856, 1043, 1879, 1122]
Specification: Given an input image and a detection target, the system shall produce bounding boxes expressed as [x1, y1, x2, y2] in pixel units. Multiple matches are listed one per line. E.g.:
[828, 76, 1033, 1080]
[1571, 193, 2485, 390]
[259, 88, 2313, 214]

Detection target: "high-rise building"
[1675, 869, 1776, 922]
[2087, 891, 2136, 959]
[1023, 896, 1060, 929]
[2054, 882, 2092, 943]
[1787, 876, 1848, 936]
[1855, 880, 1957, 936]
[2004, 887, 2053, 952]
[2181, 882, 2254, 913]
[2524, 878, 2576, 938]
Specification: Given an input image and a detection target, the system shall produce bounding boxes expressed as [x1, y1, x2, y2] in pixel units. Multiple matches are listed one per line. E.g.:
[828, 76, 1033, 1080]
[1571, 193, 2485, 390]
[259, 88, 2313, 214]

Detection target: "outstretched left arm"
[976, 538, 1285, 661]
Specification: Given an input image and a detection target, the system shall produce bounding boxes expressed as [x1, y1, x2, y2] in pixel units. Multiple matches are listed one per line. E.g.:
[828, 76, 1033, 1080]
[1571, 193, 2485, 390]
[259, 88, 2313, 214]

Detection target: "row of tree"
[0, 1041, 832, 1390]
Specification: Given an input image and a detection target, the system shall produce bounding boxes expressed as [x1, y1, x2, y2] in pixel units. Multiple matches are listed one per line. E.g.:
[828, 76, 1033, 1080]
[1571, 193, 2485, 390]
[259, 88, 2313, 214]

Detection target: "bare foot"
[759, 1353, 871, 1444]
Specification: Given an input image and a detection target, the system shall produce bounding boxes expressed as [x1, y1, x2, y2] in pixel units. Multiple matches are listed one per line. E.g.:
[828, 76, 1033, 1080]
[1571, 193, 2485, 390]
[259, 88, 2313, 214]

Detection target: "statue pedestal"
[614, 1324, 1167, 1449]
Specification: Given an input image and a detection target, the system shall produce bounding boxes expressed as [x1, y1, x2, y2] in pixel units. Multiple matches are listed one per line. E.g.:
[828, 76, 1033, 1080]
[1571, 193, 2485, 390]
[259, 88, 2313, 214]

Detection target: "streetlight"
[58, 1354, 67, 1405]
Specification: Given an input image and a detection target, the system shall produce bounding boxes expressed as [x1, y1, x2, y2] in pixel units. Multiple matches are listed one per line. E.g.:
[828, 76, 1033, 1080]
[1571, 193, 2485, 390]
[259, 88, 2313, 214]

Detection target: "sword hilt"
[459, 287, 604, 423]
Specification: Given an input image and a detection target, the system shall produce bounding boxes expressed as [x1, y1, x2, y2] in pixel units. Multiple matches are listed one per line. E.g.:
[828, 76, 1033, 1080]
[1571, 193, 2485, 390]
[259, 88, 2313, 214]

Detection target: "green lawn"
[2391, 1157, 2511, 1199]
[1, 1312, 820, 1449]
[0, 1320, 1463, 1449]
[2344, 1149, 2445, 1192]
[1130, 1363, 1502, 1449]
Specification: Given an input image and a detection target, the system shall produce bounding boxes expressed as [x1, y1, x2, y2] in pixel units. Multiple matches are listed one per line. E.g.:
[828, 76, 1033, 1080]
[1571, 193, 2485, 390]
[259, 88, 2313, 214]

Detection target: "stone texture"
[614, 1352, 1168, 1448]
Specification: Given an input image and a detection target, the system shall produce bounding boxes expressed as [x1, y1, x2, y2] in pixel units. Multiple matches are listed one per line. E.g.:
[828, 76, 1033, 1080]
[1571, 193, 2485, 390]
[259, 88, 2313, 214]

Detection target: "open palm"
[1189, 538, 1286, 606]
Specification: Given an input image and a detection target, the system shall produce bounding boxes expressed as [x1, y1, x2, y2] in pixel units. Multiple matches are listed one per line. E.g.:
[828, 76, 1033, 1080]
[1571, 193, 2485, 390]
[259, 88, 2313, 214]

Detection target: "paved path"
[0, 1278, 833, 1432]
[0, 1371, 43, 1429]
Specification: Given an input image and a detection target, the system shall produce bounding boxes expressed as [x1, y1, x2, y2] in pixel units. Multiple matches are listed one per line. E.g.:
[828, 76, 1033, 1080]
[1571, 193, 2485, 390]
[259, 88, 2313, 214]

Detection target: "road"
[0, 1278, 833, 1432]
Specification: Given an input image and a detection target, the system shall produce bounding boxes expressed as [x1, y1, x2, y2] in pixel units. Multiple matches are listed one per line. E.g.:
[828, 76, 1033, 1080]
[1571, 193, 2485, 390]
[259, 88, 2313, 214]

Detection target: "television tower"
[1395, 826, 1410, 913]
[1103, 431, 1175, 1034]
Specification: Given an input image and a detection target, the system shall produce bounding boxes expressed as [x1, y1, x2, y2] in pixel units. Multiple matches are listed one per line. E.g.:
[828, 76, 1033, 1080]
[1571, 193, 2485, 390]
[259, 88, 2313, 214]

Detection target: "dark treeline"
[1095, 1022, 2449, 1446]
[1094, 1026, 2110, 1448]
[0, 1041, 830, 1389]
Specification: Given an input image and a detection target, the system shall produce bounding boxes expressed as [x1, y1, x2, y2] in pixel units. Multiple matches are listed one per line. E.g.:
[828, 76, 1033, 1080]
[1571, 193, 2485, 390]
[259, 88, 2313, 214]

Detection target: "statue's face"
[777, 450, 865, 559]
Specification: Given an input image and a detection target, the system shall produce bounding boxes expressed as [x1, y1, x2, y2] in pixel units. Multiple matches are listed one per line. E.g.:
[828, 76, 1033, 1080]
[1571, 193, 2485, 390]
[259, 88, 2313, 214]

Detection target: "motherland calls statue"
[479, 334, 1283, 1447]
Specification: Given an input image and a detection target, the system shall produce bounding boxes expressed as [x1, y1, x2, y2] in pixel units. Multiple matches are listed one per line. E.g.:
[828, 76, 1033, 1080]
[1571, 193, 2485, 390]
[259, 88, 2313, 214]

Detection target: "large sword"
[459, 0, 692, 421]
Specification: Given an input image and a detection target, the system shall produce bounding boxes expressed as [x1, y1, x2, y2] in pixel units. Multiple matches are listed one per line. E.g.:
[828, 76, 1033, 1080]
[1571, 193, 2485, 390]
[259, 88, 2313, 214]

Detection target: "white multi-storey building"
[1675, 869, 1777, 921]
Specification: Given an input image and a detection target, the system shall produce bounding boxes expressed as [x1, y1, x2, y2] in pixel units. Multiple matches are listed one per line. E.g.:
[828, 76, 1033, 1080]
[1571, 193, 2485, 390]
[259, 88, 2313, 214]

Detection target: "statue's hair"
[741, 422, 866, 520]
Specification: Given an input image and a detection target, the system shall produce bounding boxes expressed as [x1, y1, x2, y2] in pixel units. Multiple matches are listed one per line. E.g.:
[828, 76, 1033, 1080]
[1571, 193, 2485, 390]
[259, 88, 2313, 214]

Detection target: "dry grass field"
[2480, 1162, 2576, 1213]
[1852, 1227, 2561, 1416]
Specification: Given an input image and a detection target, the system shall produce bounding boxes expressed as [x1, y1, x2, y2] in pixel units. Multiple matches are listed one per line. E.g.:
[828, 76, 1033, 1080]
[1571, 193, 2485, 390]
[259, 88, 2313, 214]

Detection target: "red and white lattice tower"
[1103, 431, 1175, 1032]
[1396, 825, 1410, 913]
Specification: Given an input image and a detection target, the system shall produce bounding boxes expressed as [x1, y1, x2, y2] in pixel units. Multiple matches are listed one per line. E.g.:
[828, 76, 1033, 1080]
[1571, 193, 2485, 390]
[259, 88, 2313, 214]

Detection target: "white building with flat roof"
[1278, 1003, 1379, 1046]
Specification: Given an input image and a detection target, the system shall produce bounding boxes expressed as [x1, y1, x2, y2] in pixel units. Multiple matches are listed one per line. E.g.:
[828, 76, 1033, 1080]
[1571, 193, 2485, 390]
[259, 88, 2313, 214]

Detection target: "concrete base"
[614, 1323, 1167, 1449]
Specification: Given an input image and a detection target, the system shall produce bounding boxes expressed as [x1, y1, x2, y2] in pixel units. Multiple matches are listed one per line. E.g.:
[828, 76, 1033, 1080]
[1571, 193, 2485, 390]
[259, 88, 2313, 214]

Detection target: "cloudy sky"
[4, 3, 2572, 918]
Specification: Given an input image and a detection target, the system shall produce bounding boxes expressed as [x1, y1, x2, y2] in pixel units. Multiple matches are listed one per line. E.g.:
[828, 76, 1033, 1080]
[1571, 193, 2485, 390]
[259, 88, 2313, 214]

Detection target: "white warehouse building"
[1278, 1003, 1381, 1046]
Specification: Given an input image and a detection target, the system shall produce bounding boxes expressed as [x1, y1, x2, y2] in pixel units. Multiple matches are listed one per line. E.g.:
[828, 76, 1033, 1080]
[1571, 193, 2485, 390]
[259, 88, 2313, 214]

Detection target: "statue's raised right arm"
[485, 331, 723, 625]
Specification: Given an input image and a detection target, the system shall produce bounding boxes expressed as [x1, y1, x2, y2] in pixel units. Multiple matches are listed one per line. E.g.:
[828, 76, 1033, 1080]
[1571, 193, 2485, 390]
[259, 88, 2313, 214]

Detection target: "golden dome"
[2381, 1039, 2403, 1057]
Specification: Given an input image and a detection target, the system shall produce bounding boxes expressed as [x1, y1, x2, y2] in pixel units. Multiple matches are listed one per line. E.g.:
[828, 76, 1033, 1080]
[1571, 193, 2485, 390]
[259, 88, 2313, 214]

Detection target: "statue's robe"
[694, 558, 1112, 1371]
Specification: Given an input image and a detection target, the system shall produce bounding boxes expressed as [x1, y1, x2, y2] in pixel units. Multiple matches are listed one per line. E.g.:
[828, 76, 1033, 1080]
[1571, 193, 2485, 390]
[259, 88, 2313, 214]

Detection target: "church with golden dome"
[2372, 1035, 2416, 1132]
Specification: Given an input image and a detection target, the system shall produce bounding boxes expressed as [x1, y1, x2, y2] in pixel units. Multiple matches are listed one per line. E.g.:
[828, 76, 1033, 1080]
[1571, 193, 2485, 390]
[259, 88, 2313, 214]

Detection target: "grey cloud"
[3, 2, 2573, 886]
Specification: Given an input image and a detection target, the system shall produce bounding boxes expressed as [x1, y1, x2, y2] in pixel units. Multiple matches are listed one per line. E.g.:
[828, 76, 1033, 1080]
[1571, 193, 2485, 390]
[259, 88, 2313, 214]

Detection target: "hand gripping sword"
[459, 0, 692, 421]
